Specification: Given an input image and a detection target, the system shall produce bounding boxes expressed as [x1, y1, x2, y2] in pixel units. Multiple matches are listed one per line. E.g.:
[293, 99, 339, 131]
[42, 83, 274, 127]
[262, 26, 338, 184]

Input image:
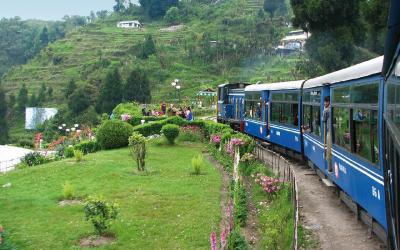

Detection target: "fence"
[0, 157, 23, 173]
[254, 145, 299, 250]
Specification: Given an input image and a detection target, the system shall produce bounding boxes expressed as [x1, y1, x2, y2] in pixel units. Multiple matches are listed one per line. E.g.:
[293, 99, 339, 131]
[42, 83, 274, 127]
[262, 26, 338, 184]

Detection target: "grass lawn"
[0, 141, 222, 249]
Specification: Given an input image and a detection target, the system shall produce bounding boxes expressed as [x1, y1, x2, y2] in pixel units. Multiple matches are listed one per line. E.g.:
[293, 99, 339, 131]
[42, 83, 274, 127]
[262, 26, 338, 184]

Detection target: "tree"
[37, 83, 47, 105]
[164, 7, 180, 25]
[0, 87, 9, 144]
[96, 10, 108, 19]
[113, 0, 126, 13]
[47, 86, 53, 97]
[263, 0, 282, 18]
[29, 93, 38, 107]
[68, 87, 91, 114]
[139, 0, 179, 19]
[138, 35, 156, 59]
[17, 83, 28, 113]
[291, 0, 365, 72]
[8, 94, 16, 109]
[97, 68, 123, 114]
[124, 68, 151, 104]
[65, 79, 76, 98]
[39, 26, 49, 46]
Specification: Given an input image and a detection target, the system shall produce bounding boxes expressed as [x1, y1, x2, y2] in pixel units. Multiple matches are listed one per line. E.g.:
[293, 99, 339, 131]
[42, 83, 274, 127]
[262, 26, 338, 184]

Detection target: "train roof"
[304, 56, 384, 89]
[245, 80, 304, 92]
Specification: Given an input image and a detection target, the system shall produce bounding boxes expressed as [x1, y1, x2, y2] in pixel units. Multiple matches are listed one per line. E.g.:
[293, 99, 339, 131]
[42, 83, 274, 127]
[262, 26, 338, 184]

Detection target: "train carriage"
[244, 80, 304, 152]
[217, 83, 249, 125]
[382, 0, 400, 247]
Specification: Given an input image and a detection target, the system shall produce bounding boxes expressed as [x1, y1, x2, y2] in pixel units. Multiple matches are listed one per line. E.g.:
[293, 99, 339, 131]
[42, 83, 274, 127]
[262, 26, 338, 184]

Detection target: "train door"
[266, 91, 271, 138]
[384, 54, 400, 250]
[322, 86, 332, 172]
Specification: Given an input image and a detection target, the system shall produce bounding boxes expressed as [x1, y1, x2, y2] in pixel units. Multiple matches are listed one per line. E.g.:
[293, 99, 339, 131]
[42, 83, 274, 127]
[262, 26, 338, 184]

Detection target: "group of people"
[168, 104, 194, 121]
[141, 102, 194, 121]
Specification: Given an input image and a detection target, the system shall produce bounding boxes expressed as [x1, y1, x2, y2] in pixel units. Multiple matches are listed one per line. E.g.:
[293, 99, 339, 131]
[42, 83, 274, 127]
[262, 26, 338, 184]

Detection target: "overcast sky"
[0, 0, 139, 21]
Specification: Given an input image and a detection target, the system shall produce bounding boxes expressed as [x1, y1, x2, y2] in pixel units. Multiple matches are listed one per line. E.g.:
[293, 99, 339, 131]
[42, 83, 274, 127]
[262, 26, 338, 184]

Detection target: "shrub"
[64, 146, 75, 158]
[112, 102, 142, 119]
[18, 139, 34, 148]
[132, 116, 187, 137]
[74, 141, 101, 155]
[179, 125, 203, 142]
[128, 132, 147, 171]
[161, 124, 180, 144]
[21, 152, 47, 167]
[62, 181, 75, 200]
[74, 150, 84, 162]
[234, 182, 248, 226]
[227, 227, 248, 250]
[191, 154, 204, 175]
[84, 196, 119, 235]
[97, 120, 134, 150]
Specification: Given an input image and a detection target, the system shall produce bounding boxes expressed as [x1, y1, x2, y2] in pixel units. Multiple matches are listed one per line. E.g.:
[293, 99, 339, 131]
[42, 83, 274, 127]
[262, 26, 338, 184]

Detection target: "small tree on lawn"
[129, 132, 147, 171]
[161, 124, 180, 145]
[84, 196, 118, 235]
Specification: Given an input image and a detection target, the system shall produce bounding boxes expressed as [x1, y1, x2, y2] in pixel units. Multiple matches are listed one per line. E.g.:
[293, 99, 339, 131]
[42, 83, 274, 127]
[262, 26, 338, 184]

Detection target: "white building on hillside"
[117, 20, 143, 29]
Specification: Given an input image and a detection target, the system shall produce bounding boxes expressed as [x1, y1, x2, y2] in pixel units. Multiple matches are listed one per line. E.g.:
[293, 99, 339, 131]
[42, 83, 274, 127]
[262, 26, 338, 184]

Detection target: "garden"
[0, 103, 295, 249]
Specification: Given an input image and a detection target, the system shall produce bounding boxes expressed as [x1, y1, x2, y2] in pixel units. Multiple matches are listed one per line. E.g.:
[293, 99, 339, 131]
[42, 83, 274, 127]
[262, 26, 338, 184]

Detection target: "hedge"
[128, 116, 167, 127]
[97, 120, 134, 149]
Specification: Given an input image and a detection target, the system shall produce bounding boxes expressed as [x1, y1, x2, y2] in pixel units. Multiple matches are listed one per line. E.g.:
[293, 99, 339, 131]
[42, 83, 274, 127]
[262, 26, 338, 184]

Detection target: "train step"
[322, 178, 335, 187]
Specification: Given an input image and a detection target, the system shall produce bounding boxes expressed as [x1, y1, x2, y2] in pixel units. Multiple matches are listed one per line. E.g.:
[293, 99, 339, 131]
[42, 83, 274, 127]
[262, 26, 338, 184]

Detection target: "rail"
[254, 145, 299, 250]
[0, 157, 23, 173]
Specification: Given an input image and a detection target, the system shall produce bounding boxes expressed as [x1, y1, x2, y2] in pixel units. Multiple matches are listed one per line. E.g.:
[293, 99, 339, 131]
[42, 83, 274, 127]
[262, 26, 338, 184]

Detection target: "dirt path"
[242, 176, 260, 248]
[291, 162, 385, 250]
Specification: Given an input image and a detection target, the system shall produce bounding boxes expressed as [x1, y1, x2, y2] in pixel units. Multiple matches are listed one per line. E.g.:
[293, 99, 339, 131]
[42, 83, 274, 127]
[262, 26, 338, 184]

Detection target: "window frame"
[302, 89, 322, 138]
[270, 90, 300, 128]
[244, 91, 264, 122]
[331, 80, 381, 167]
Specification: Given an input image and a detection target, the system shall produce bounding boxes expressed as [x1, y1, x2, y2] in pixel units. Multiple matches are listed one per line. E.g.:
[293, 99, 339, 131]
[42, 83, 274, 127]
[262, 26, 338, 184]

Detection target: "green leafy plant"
[161, 124, 180, 144]
[128, 132, 147, 171]
[234, 182, 248, 226]
[21, 152, 47, 167]
[191, 154, 204, 175]
[97, 120, 134, 149]
[74, 150, 84, 162]
[227, 227, 248, 250]
[64, 146, 75, 158]
[83, 196, 119, 236]
[74, 140, 101, 155]
[62, 181, 75, 200]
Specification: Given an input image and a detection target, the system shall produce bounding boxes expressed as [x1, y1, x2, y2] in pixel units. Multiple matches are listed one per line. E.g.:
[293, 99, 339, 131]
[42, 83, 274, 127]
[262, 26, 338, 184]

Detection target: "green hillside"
[1, 0, 300, 105]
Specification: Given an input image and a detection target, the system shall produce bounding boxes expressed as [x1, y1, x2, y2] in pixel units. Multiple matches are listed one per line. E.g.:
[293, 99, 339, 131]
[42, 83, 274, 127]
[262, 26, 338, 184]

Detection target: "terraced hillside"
[1, 0, 299, 105]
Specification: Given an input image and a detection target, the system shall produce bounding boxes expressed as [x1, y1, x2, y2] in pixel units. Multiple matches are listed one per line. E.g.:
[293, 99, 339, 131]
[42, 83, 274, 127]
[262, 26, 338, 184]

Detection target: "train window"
[332, 82, 380, 166]
[351, 84, 379, 104]
[244, 92, 262, 121]
[333, 107, 351, 151]
[332, 86, 350, 104]
[354, 109, 379, 164]
[387, 83, 400, 131]
[302, 90, 321, 137]
[270, 92, 299, 127]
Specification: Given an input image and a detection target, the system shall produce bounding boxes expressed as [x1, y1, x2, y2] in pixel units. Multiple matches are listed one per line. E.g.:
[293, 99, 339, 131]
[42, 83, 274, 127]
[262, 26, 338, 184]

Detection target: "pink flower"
[220, 228, 228, 248]
[210, 231, 218, 250]
[121, 114, 132, 121]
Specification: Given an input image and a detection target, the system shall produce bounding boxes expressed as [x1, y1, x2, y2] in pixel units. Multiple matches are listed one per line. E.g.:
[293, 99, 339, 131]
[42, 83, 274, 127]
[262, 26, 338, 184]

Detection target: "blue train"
[217, 0, 400, 246]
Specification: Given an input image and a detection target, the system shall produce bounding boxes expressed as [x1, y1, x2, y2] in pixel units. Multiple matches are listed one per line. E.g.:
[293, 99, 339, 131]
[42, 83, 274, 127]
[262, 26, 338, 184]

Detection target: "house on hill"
[117, 20, 143, 29]
[276, 30, 310, 55]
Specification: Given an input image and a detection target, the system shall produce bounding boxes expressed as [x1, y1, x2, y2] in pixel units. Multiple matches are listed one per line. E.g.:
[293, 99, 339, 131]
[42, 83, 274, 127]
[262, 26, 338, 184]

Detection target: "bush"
[191, 154, 204, 175]
[62, 181, 75, 200]
[179, 125, 203, 142]
[18, 139, 34, 148]
[234, 182, 248, 226]
[64, 146, 75, 158]
[227, 227, 248, 250]
[128, 132, 147, 171]
[21, 152, 47, 167]
[112, 102, 142, 119]
[132, 116, 188, 137]
[74, 141, 101, 155]
[161, 124, 180, 144]
[84, 196, 119, 235]
[97, 120, 134, 150]
[74, 150, 84, 162]
[128, 116, 167, 127]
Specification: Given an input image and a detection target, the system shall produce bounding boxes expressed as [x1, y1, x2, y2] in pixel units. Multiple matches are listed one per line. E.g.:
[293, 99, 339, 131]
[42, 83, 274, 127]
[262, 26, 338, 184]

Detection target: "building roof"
[304, 56, 384, 89]
[245, 80, 305, 92]
[118, 20, 141, 23]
